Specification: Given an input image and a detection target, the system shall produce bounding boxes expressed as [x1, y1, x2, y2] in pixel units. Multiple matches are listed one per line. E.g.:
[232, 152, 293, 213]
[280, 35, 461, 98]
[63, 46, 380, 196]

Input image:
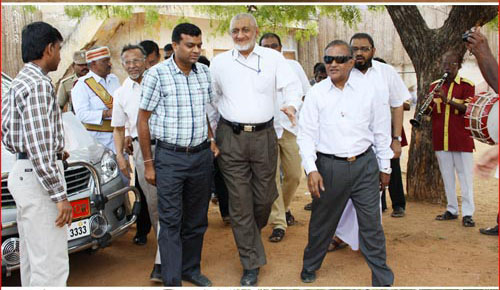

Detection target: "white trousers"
[435, 151, 475, 216]
[133, 140, 161, 264]
[8, 159, 69, 286]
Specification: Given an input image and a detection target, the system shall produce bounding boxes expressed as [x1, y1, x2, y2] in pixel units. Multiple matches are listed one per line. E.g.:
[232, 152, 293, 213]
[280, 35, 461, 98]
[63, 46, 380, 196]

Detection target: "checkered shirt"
[2, 63, 66, 202]
[140, 57, 213, 147]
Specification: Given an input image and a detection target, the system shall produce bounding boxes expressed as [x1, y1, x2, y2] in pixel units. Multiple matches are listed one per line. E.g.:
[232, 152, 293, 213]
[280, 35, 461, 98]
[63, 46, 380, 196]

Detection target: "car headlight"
[101, 150, 118, 184]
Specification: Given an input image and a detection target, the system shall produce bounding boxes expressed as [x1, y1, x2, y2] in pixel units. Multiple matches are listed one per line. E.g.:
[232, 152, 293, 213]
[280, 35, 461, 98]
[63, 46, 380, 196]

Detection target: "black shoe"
[300, 269, 316, 283]
[133, 235, 147, 245]
[304, 202, 312, 211]
[149, 264, 162, 283]
[435, 210, 458, 221]
[391, 207, 405, 218]
[462, 216, 475, 227]
[479, 225, 498, 235]
[240, 268, 259, 286]
[182, 273, 212, 287]
[268, 228, 285, 243]
[286, 210, 296, 226]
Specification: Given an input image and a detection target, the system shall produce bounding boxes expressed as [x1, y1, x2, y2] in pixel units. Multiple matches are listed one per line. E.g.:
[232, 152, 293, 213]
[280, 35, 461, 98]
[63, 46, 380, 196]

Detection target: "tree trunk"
[386, 5, 498, 203]
[1, 6, 42, 78]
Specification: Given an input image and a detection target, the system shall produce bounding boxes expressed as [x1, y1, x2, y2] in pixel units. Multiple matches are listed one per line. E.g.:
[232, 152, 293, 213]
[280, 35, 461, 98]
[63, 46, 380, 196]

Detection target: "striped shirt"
[140, 57, 212, 147]
[2, 62, 66, 202]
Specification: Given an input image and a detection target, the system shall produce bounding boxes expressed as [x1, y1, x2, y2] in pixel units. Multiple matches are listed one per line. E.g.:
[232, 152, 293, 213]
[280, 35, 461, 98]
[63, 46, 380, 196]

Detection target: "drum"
[464, 92, 498, 145]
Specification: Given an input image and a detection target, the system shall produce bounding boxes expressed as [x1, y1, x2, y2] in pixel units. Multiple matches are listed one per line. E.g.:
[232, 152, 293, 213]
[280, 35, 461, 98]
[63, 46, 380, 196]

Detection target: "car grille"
[2, 166, 91, 207]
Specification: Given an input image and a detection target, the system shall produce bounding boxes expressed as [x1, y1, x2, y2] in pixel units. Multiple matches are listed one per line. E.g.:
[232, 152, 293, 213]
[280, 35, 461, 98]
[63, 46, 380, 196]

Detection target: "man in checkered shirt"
[1, 21, 72, 286]
[137, 23, 218, 287]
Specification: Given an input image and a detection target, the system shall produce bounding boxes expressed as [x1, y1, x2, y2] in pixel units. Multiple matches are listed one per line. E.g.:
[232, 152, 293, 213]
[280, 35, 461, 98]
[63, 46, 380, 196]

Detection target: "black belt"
[318, 147, 372, 162]
[132, 137, 156, 145]
[220, 116, 273, 134]
[157, 140, 209, 153]
[16, 152, 63, 160]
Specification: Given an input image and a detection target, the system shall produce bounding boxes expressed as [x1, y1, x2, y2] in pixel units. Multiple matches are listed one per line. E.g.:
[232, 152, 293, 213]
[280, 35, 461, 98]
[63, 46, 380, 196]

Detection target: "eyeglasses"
[262, 43, 280, 49]
[352, 46, 372, 52]
[323, 55, 352, 64]
[122, 58, 145, 66]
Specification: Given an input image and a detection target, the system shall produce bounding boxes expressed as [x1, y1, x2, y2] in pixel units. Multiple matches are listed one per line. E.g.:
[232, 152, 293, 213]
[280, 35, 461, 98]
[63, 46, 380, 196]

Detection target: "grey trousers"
[302, 150, 394, 286]
[216, 120, 278, 270]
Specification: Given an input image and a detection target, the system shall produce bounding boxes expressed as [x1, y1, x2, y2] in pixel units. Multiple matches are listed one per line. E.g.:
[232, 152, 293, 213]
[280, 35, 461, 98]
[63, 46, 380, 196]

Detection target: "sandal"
[269, 228, 285, 242]
[462, 216, 475, 227]
[286, 211, 296, 226]
[327, 237, 347, 252]
[435, 210, 458, 221]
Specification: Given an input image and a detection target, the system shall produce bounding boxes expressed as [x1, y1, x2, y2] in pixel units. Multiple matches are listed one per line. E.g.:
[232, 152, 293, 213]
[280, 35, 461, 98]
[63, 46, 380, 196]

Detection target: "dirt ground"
[3, 111, 499, 287]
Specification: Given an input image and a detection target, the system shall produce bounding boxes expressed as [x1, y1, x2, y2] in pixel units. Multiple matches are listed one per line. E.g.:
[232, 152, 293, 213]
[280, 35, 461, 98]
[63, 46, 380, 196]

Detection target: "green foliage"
[486, 15, 498, 31]
[64, 5, 134, 22]
[193, 5, 363, 42]
[22, 5, 38, 14]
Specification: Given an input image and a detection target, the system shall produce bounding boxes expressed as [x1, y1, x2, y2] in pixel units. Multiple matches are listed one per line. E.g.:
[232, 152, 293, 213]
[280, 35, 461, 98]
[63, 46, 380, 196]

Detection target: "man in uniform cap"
[57, 50, 88, 112]
[72, 46, 120, 152]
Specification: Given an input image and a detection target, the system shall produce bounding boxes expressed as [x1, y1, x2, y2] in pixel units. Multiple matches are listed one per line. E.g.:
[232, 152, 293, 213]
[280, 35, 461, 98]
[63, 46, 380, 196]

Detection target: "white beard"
[234, 37, 256, 52]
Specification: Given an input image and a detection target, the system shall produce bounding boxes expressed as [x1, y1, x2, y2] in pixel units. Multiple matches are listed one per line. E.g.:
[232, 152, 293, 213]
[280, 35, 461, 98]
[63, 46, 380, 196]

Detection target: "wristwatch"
[209, 137, 216, 143]
[392, 136, 402, 142]
[380, 167, 392, 174]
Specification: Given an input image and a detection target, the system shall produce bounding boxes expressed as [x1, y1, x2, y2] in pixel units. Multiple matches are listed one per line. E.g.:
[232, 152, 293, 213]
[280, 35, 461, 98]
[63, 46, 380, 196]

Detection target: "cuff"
[49, 186, 67, 203]
[378, 159, 391, 171]
[303, 158, 318, 175]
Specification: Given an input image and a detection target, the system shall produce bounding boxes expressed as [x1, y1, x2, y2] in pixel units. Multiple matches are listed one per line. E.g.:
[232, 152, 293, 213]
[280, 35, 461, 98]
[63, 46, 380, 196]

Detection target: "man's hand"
[390, 140, 402, 159]
[474, 145, 498, 178]
[124, 136, 133, 155]
[307, 171, 325, 199]
[55, 200, 73, 227]
[144, 163, 156, 186]
[62, 150, 70, 161]
[116, 154, 132, 178]
[210, 141, 220, 158]
[379, 172, 391, 191]
[281, 106, 297, 126]
[102, 109, 112, 119]
[465, 27, 490, 57]
[434, 87, 446, 104]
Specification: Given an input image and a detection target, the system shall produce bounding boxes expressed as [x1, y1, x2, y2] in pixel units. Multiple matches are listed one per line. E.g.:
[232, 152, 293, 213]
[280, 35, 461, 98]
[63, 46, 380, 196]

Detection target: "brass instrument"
[410, 72, 449, 128]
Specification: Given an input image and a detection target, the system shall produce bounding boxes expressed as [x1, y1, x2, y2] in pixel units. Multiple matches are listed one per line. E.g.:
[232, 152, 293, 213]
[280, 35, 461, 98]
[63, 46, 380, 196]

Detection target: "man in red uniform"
[431, 50, 475, 227]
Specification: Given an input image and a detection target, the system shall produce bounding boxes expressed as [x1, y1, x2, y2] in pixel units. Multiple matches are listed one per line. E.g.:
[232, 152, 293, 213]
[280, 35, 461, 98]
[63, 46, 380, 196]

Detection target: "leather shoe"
[133, 235, 147, 245]
[182, 273, 212, 287]
[301, 269, 316, 283]
[240, 268, 259, 286]
[479, 225, 498, 235]
[149, 264, 162, 283]
[391, 207, 405, 218]
[462, 216, 475, 227]
[286, 210, 296, 226]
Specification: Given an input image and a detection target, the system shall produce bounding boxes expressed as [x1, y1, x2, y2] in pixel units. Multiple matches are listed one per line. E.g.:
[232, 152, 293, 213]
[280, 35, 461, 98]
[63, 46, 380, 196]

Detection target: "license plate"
[67, 218, 90, 241]
[71, 198, 90, 219]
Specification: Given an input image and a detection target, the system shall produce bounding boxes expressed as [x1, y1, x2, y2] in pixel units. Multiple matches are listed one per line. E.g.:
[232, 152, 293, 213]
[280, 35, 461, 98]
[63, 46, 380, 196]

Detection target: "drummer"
[431, 50, 476, 227]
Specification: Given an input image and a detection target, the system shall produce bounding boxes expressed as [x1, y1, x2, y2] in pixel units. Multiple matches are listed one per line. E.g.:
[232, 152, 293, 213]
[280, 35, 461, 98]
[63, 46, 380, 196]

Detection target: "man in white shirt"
[210, 13, 302, 286]
[72, 46, 120, 152]
[111, 44, 162, 282]
[297, 40, 394, 286]
[258, 32, 310, 242]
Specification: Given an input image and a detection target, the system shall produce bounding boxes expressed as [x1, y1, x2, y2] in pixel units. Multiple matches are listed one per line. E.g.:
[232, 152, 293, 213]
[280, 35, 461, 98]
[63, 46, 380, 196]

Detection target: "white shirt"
[111, 77, 142, 138]
[72, 70, 121, 125]
[210, 45, 302, 124]
[352, 60, 411, 108]
[297, 72, 393, 174]
[274, 59, 311, 138]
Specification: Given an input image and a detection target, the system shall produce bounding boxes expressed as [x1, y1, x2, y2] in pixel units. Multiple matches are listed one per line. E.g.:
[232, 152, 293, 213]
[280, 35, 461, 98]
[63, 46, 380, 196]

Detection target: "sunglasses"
[323, 55, 352, 64]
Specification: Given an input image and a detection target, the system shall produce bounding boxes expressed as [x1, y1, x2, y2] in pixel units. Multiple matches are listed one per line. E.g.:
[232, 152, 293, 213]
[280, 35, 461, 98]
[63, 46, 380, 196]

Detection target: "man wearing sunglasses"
[258, 32, 310, 243]
[210, 13, 302, 286]
[297, 39, 394, 286]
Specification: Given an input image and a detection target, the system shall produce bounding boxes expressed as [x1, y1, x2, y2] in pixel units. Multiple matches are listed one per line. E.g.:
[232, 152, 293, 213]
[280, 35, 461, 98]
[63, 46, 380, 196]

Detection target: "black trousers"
[214, 160, 229, 218]
[155, 146, 213, 286]
[381, 158, 406, 210]
[303, 151, 394, 286]
[135, 171, 152, 237]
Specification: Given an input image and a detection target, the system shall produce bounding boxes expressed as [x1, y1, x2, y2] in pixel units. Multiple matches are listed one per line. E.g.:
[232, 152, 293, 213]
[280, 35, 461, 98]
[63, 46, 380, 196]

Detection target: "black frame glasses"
[323, 55, 352, 64]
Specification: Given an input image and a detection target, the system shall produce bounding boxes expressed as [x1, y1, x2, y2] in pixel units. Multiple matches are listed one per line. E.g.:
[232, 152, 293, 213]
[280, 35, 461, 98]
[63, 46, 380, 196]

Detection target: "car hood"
[2, 112, 105, 174]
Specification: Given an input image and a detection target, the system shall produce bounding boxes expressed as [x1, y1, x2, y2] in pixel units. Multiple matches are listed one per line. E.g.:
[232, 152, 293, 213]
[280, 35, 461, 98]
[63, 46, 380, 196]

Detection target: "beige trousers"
[8, 159, 69, 286]
[268, 129, 302, 231]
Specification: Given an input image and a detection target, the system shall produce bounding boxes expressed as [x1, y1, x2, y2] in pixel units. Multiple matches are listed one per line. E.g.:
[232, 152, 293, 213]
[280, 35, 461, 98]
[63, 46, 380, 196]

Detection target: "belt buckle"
[347, 156, 356, 162]
[243, 125, 254, 132]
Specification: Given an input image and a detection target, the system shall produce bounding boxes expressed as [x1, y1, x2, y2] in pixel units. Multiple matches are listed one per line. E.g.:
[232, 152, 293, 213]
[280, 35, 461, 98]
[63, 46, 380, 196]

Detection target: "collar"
[87, 70, 108, 83]
[167, 55, 198, 75]
[231, 44, 262, 60]
[326, 70, 357, 92]
[453, 74, 461, 85]
[123, 76, 141, 89]
[27, 62, 47, 76]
